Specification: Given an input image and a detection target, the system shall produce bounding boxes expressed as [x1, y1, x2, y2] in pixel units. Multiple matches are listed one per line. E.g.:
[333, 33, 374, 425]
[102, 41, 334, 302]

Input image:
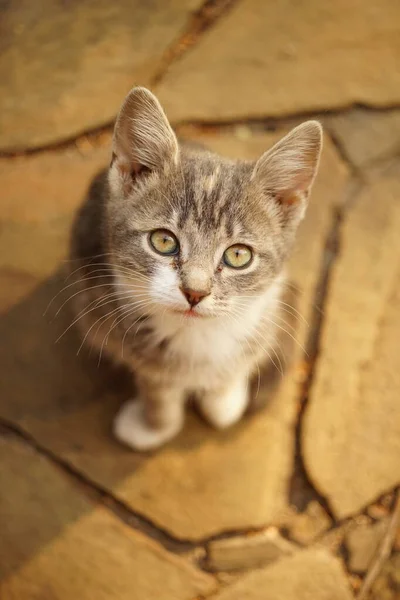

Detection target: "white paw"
[113, 399, 182, 451]
[199, 379, 248, 429]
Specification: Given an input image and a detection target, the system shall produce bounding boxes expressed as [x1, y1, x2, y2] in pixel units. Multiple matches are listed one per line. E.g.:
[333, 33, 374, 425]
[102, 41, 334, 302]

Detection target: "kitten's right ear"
[251, 121, 322, 225]
[110, 87, 179, 195]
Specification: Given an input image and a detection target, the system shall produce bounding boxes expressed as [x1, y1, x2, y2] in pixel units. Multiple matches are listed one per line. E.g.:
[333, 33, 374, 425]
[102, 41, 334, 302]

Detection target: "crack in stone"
[288, 217, 340, 520]
[0, 125, 114, 159]
[0, 418, 198, 555]
[323, 126, 360, 175]
[151, 0, 239, 86]
[362, 147, 400, 176]
[288, 173, 365, 521]
[173, 101, 400, 126]
[322, 125, 400, 178]
[1, 103, 400, 160]
[0, 417, 298, 563]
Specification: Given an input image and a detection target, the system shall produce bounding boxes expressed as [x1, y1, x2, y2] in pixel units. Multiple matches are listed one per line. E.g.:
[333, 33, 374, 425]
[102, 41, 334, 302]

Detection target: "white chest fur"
[152, 312, 248, 364]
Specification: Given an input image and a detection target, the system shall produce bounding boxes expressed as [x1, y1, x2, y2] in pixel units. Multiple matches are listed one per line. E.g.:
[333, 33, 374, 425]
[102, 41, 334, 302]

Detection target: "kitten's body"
[70, 88, 321, 450]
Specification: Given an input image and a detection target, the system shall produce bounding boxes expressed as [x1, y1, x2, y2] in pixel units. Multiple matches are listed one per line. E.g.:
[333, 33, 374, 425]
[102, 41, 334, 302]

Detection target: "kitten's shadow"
[0, 270, 131, 437]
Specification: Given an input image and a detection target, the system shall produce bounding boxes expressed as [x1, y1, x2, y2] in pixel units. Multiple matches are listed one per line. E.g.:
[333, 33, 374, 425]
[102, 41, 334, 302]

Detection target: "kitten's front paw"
[198, 379, 248, 429]
[113, 399, 182, 451]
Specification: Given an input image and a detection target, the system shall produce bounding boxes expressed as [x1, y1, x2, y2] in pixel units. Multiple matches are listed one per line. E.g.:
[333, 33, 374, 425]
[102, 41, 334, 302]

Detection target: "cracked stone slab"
[0, 435, 216, 600]
[208, 549, 354, 600]
[0, 130, 349, 540]
[0, 0, 202, 151]
[327, 108, 400, 168]
[156, 0, 400, 122]
[303, 165, 400, 519]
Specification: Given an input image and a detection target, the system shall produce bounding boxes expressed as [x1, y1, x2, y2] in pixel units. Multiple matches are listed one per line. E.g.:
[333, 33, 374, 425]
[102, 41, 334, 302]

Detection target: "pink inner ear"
[131, 163, 150, 177]
[113, 153, 149, 178]
[271, 166, 313, 208]
[293, 166, 315, 193]
[278, 190, 302, 207]
[253, 122, 321, 211]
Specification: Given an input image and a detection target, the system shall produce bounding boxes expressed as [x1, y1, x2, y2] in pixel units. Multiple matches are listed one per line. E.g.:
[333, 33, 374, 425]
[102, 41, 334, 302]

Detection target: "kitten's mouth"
[184, 309, 201, 318]
[172, 308, 203, 318]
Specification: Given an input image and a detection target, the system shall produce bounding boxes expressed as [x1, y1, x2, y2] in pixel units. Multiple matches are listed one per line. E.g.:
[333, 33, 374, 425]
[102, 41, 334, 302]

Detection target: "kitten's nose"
[180, 287, 210, 307]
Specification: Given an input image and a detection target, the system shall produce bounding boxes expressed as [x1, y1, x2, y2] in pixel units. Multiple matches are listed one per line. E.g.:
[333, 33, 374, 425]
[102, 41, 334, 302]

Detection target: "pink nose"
[180, 287, 210, 307]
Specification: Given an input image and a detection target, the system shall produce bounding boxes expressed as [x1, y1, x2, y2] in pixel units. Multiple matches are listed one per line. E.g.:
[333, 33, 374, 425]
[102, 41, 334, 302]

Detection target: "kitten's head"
[107, 87, 322, 321]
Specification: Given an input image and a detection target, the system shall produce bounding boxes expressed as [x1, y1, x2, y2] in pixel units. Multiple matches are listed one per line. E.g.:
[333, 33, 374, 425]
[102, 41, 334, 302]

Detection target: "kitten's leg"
[198, 377, 248, 429]
[113, 381, 184, 451]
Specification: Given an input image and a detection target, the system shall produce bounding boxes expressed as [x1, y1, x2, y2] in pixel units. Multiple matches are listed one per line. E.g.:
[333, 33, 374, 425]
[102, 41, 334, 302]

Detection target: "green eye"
[223, 244, 253, 269]
[149, 229, 179, 256]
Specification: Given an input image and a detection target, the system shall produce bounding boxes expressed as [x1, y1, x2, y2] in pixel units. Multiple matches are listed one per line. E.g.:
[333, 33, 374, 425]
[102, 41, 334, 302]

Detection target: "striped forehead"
[176, 159, 246, 235]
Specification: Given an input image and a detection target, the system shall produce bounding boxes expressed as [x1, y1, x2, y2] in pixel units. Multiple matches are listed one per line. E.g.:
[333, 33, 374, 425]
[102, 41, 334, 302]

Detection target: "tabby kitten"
[70, 87, 322, 451]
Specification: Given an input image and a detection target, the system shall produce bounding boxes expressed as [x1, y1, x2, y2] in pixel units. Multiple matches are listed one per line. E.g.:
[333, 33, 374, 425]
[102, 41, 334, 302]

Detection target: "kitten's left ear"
[251, 121, 322, 223]
[110, 87, 179, 195]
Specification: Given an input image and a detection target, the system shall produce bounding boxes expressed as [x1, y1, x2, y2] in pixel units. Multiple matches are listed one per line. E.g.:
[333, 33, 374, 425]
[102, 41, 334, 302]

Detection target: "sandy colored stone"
[157, 0, 400, 122]
[0, 0, 202, 150]
[207, 528, 296, 572]
[303, 168, 400, 519]
[282, 501, 332, 546]
[367, 501, 392, 520]
[346, 518, 389, 573]
[0, 135, 111, 223]
[395, 525, 400, 552]
[0, 137, 110, 276]
[328, 108, 400, 168]
[0, 435, 216, 600]
[0, 130, 348, 540]
[210, 549, 354, 600]
[348, 575, 363, 595]
[0, 218, 77, 277]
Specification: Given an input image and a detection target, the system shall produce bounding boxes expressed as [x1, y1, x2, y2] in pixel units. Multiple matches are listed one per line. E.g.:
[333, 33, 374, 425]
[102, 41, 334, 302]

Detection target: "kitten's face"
[107, 88, 322, 322]
[108, 156, 287, 320]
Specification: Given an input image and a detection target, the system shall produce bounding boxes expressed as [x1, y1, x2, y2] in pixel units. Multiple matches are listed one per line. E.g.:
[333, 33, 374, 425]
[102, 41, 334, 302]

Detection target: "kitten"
[69, 87, 322, 451]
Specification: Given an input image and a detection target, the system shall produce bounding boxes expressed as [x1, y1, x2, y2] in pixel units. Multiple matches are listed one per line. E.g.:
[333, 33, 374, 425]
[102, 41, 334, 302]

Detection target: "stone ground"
[1, 1, 400, 598]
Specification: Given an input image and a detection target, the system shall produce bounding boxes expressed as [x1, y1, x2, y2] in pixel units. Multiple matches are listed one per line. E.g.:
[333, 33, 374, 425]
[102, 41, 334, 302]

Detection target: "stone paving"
[1, 1, 400, 599]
